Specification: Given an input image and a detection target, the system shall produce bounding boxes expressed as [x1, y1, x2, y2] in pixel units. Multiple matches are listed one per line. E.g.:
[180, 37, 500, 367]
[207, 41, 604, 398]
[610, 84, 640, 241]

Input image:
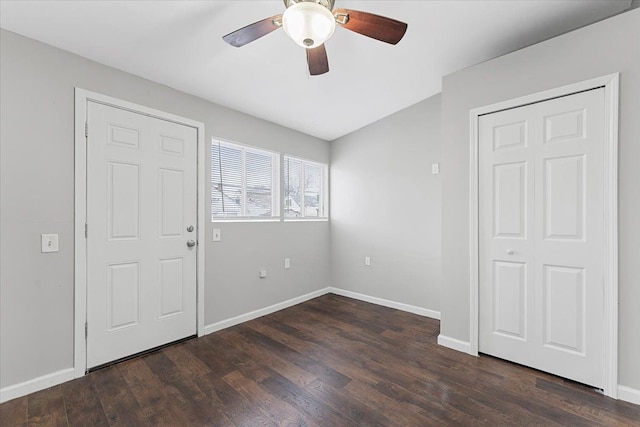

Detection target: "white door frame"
[74, 88, 206, 377]
[468, 74, 619, 397]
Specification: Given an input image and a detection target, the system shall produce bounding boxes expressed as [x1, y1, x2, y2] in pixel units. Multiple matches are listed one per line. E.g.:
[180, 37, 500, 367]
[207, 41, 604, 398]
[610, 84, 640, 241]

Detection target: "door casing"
[468, 74, 619, 397]
[74, 88, 206, 377]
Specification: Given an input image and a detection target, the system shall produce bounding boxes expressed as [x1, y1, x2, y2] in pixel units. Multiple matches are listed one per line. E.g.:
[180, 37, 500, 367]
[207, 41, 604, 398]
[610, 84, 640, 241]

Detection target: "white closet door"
[86, 102, 198, 369]
[479, 88, 605, 388]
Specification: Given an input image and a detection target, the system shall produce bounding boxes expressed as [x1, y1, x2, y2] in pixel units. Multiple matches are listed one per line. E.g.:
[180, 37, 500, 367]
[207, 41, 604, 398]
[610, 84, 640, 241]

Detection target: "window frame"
[283, 155, 329, 221]
[211, 138, 280, 222]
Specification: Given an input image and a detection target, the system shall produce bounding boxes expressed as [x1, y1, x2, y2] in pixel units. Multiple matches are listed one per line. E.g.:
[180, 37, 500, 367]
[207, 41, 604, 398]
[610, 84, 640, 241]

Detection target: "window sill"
[211, 218, 280, 223]
[284, 218, 329, 222]
[210, 217, 329, 223]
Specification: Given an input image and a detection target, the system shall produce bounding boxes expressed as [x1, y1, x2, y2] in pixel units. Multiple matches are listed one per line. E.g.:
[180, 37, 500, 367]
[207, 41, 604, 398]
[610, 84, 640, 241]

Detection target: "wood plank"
[259, 371, 351, 426]
[62, 374, 109, 427]
[223, 370, 319, 427]
[535, 377, 640, 425]
[118, 356, 194, 426]
[91, 364, 151, 426]
[304, 378, 397, 427]
[342, 378, 440, 426]
[144, 349, 234, 426]
[234, 323, 351, 388]
[162, 342, 212, 379]
[218, 327, 318, 387]
[0, 396, 27, 427]
[195, 371, 276, 427]
[26, 386, 68, 427]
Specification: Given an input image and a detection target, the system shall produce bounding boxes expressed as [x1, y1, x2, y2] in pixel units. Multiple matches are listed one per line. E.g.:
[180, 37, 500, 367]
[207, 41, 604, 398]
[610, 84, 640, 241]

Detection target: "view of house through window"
[284, 156, 328, 219]
[211, 140, 328, 221]
[211, 139, 279, 220]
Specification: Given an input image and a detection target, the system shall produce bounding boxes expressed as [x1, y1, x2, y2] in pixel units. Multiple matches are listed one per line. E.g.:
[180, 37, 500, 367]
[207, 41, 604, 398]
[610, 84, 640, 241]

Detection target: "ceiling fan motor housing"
[283, 0, 335, 11]
[282, 1, 337, 49]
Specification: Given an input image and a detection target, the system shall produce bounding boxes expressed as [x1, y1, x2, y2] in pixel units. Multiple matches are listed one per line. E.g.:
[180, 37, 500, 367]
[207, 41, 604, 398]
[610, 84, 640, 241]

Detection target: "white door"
[86, 102, 198, 369]
[479, 88, 605, 388]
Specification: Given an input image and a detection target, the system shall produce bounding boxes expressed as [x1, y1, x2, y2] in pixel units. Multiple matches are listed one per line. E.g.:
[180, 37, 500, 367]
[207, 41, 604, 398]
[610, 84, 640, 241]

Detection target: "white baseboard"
[618, 385, 640, 406]
[0, 368, 74, 404]
[203, 287, 331, 335]
[328, 287, 441, 320]
[437, 334, 473, 354]
[204, 287, 441, 336]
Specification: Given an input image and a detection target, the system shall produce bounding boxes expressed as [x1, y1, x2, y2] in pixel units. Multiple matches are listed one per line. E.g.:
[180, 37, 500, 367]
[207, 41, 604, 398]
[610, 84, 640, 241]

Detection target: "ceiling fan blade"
[222, 15, 283, 47]
[333, 9, 407, 45]
[306, 44, 329, 76]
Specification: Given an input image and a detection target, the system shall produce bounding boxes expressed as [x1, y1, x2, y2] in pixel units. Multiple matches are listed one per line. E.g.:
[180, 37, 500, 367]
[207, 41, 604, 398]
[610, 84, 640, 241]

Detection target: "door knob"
[186, 225, 194, 232]
[506, 248, 515, 255]
[187, 240, 196, 248]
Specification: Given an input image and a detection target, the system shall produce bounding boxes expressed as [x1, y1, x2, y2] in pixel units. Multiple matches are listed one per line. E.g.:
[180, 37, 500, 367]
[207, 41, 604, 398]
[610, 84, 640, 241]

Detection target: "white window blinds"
[284, 156, 328, 219]
[211, 140, 279, 220]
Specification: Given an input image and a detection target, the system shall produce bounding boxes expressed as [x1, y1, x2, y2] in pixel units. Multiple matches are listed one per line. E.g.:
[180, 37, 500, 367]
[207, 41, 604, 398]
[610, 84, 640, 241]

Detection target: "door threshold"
[479, 352, 603, 393]
[87, 335, 197, 373]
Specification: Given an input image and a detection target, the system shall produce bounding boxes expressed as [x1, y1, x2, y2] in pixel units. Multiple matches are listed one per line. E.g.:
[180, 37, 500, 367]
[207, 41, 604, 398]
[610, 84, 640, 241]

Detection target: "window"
[284, 156, 328, 219]
[211, 139, 279, 220]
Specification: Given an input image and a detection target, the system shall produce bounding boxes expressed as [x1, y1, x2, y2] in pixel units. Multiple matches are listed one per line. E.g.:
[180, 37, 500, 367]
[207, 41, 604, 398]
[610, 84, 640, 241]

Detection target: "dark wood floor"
[2, 294, 639, 426]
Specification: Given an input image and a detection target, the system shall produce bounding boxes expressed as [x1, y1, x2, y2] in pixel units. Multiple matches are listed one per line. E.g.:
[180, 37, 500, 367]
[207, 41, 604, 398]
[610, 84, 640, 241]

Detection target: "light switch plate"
[284, 258, 291, 269]
[431, 163, 440, 174]
[41, 234, 59, 253]
[213, 228, 221, 242]
[364, 256, 371, 266]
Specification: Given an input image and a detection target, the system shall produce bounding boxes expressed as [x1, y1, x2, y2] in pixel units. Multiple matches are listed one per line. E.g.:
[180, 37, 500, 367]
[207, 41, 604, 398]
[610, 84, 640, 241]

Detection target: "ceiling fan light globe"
[282, 2, 336, 49]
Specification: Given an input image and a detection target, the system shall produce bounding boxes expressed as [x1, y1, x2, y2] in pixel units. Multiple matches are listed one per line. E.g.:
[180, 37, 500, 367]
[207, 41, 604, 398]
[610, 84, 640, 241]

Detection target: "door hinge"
[603, 275, 606, 312]
[85, 322, 88, 339]
[85, 223, 88, 238]
[85, 122, 88, 138]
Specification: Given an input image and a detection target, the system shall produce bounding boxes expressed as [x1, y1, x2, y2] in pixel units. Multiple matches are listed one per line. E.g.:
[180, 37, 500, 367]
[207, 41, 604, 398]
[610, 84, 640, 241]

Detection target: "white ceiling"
[0, 0, 631, 140]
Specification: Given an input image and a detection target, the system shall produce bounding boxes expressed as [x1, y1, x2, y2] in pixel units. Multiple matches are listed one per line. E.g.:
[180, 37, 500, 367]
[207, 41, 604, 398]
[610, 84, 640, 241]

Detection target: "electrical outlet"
[284, 258, 291, 269]
[259, 270, 267, 278]
[431, 163, 440, 174]
[365, 256, 371, 266]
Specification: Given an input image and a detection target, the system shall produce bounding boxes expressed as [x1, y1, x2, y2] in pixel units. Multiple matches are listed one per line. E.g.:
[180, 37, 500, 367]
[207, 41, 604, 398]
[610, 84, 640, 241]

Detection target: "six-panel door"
[86, 102, 197, 368]
[479, 88, 605, 388]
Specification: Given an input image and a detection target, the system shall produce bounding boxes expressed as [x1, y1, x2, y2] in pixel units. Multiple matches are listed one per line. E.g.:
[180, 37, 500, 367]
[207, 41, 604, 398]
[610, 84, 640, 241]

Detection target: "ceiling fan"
[222, 0, 408, 76]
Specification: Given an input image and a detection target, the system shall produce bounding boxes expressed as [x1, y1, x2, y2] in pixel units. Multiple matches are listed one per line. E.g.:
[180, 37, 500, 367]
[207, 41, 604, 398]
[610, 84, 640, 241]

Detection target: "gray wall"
[331, 96, 441, 312]
[0, 29, 330, 389]
[440, 9, 640, 389]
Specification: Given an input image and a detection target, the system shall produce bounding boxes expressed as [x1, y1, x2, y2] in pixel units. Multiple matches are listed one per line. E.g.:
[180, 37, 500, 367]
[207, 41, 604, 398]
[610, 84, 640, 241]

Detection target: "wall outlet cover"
[41, 234, 59, 253]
